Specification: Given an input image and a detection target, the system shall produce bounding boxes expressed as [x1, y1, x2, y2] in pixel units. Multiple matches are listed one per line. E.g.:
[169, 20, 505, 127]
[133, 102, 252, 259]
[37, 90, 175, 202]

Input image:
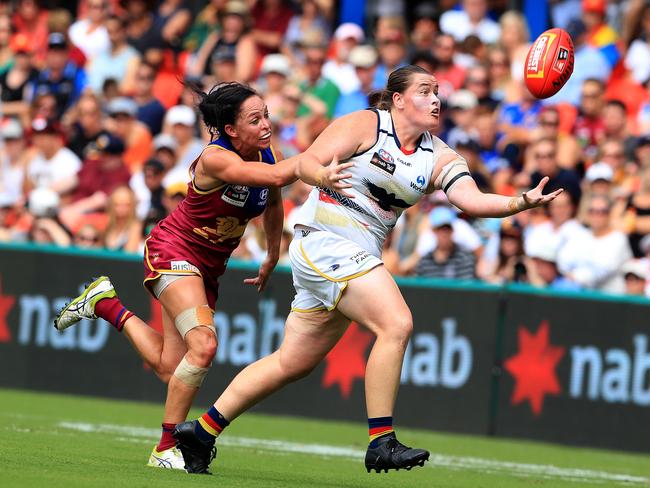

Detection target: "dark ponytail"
[186, 81, 258, 140]
[369, 65, 431, 110]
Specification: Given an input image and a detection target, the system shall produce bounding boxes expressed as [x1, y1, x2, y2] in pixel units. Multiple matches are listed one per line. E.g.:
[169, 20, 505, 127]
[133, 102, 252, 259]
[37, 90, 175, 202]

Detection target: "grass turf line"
[0, 388, 649, 488]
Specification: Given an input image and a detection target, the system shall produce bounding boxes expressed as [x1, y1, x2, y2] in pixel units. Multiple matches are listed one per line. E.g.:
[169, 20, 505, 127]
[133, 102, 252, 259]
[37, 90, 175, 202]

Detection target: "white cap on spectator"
[349, 45, 378, 68]
[261, 54, 290, 77]
[334, 22, 365, 42]
[528, 240, 559, 263]
[107, 97, 138, 117]
[0, 118, 23, 139]
[621, 259, 648, 280]
[585, 162, 614, 183]
[0, 193, 15, 208]
[153, 133, 177, 152]
[166, 105, 196, 127]
[29, 188, 60, 218]
[448, 89, 478, 110]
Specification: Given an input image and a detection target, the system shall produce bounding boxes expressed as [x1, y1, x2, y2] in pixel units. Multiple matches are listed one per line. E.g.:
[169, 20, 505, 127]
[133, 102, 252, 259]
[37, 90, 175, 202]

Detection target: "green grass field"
[1, 388, 649, 488]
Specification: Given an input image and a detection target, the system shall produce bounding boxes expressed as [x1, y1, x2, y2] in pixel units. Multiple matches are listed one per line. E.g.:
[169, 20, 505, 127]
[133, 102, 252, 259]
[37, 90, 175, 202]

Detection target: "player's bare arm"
[293, 110, 379, 193]
[432, 151, 563, 217]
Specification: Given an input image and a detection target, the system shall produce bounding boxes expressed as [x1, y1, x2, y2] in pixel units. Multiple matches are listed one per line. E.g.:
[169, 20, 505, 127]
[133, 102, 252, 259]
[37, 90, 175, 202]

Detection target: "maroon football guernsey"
[143, 139, 278, 308]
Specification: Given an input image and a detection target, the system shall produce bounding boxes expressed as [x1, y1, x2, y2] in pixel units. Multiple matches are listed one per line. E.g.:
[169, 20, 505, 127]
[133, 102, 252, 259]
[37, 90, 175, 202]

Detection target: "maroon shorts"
[143, 228, 229, 309]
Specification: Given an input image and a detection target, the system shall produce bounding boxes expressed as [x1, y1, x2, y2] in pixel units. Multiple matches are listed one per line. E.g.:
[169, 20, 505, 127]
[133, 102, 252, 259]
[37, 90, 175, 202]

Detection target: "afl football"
[524, 28, 575, 99]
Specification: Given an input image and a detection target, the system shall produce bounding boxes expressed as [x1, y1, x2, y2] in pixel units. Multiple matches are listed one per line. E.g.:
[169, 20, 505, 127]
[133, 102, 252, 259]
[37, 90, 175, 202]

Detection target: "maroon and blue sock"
[196, 406, 230, 441]
[156, 423, 176, 451]
[94, 297, 133, 332]
[368, 416, 394, 447]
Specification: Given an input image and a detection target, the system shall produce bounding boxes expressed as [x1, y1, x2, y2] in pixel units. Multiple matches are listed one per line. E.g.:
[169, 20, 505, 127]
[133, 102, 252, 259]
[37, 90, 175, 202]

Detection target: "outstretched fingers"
[541, 188, 564, 203]
[535, 176, 550, 192]
[328, 159, 355, 197]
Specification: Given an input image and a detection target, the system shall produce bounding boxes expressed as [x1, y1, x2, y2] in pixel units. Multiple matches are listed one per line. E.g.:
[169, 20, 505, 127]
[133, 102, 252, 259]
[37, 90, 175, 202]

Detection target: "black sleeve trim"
[443, 172, 472, 193]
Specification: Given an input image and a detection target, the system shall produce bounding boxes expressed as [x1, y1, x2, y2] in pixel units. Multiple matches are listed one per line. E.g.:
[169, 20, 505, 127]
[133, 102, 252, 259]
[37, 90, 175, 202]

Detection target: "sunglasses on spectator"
[77, 234, 100, 243]
[588, 207, 609, 215]
[624, 273, 645, 281]
[582, 91, 600, 99]
[534, 152, 555, 160]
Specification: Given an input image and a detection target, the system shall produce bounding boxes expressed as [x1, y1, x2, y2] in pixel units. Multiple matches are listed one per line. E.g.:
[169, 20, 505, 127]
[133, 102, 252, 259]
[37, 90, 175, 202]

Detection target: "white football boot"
[147, 445, 187, 470]
[54, 276, 117, 331]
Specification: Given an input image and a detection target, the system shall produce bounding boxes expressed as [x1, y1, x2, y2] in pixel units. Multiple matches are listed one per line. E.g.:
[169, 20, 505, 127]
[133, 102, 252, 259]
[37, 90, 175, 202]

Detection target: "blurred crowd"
[1, 0, 650, 297]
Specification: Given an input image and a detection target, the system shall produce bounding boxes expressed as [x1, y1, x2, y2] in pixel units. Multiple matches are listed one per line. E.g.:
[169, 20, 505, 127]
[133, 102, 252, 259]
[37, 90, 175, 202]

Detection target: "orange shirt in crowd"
[123, 123, 153, 173]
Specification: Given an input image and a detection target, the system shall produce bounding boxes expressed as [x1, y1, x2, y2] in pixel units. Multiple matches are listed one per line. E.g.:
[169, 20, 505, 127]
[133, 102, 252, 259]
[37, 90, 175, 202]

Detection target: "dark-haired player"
[54, 82, 351, 470]
[173, 66, 563, 475]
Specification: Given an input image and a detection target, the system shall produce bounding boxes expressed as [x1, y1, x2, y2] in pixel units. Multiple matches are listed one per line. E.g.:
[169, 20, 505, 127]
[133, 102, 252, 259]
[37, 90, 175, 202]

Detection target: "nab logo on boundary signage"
[504, 319, 650, 416]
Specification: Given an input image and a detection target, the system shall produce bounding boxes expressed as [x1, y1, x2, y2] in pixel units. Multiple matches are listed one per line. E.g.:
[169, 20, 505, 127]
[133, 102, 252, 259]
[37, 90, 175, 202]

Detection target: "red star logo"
[0, 276, 16, 343]
[322, 322, 374, 399]
[504, 321, 565, 416]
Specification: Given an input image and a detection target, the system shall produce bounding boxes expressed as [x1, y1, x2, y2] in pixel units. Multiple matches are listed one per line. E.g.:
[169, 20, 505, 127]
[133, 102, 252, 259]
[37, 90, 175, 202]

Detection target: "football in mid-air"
[524, 28, 574, 99]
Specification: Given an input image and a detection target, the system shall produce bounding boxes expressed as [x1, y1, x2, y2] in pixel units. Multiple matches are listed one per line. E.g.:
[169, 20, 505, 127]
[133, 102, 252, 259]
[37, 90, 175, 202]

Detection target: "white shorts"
[289, 229, 383, 312]
[150, 273, 187, 299]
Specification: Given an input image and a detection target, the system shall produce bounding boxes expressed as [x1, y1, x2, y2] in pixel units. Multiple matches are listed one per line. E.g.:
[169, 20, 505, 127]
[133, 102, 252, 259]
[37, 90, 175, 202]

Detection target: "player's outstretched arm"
[199, 147, 298, 188]
[447, 175, 563, 218]
[291, 110, 378, 195]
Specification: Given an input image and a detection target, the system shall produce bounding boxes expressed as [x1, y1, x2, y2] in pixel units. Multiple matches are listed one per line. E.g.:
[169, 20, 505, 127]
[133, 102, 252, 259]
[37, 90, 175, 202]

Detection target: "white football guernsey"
[295, 109, 453, 257]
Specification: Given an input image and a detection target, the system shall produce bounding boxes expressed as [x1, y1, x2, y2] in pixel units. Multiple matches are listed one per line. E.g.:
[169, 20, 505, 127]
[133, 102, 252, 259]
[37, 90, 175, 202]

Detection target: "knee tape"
[173, 356, 210, 388]
[175, 305, 215, 338]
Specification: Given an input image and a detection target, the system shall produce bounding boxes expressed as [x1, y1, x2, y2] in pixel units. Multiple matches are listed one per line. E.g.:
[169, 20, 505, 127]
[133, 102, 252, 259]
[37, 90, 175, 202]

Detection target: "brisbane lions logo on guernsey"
[222, 185, 250, 207]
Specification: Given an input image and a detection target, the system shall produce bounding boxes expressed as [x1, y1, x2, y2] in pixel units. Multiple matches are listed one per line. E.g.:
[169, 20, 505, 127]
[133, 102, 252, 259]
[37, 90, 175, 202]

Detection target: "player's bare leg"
[337, 265, 430, 473]
[159, 276, 217, 473]
[173, 309, 349, 474]
[53, 276, 191, 469]
[157, 276, 215, 420]
[54, 276, 186, 382]
[122, 305, 187, 383]
[145, 307, 188, 470]
[217, 309, 349, 418]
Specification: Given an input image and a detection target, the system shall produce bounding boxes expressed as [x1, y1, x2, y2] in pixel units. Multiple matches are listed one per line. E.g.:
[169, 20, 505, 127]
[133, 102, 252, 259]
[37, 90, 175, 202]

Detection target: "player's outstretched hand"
[320, 155, 354, 198]
[243, 255, 277, 292]
[523, 176, 563, 208]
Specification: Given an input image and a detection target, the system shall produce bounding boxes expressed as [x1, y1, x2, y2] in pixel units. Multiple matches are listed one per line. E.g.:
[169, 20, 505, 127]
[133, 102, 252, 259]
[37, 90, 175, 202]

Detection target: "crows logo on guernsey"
[363, 179, 409, 211]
